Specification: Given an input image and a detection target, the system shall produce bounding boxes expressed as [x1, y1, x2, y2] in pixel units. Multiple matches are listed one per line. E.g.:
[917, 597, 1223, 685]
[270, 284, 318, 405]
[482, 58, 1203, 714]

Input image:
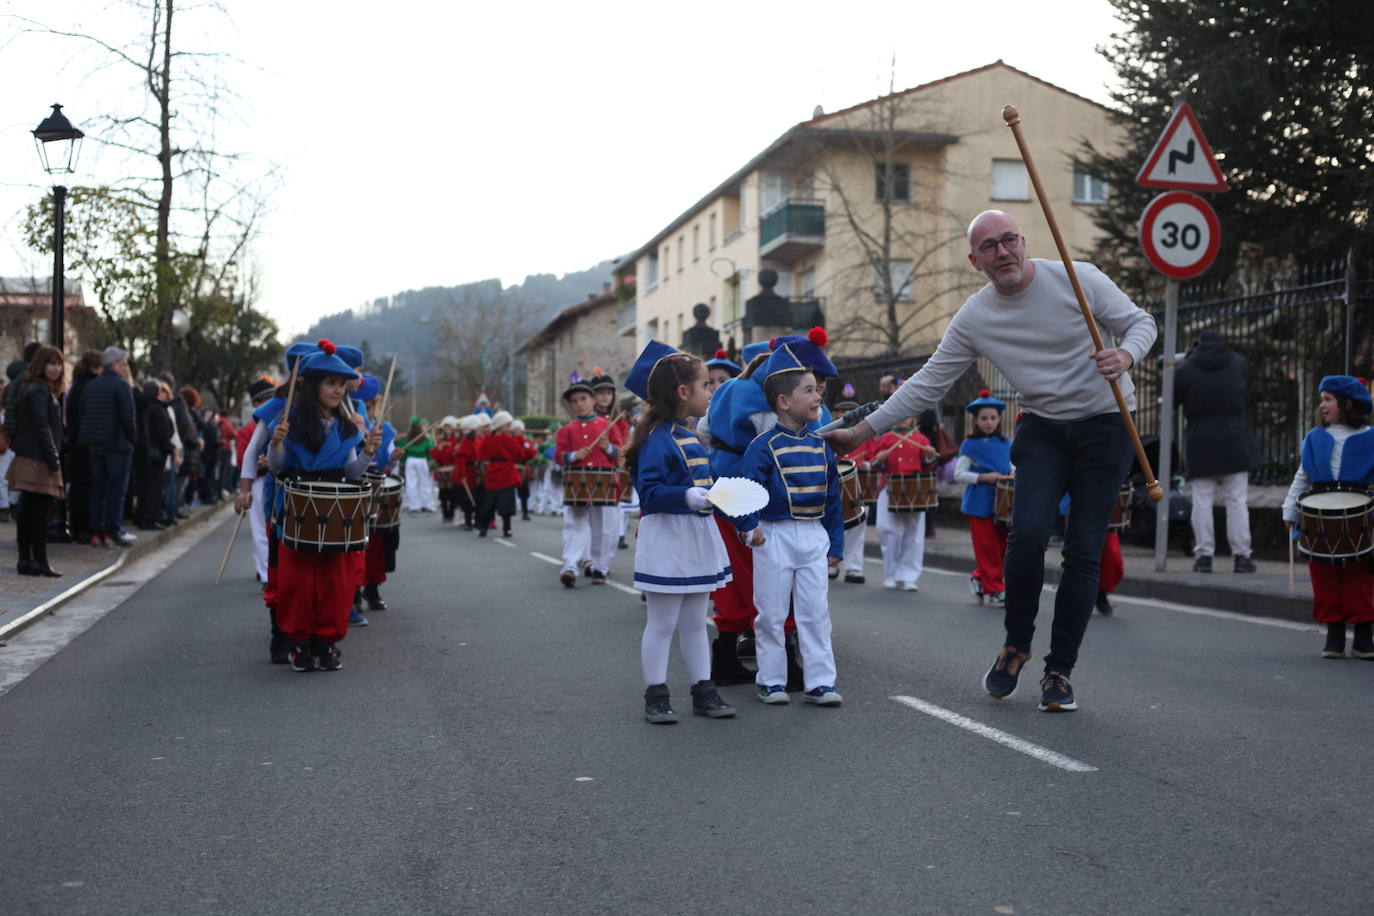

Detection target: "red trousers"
[710, 515, 793, 635]
[1309, 560, 1374, 623]
[1099, 532, 1124, 594]
[968, 516, 1009, 595]
[274, 544, 357, 642]
[365, 531, 387, 585]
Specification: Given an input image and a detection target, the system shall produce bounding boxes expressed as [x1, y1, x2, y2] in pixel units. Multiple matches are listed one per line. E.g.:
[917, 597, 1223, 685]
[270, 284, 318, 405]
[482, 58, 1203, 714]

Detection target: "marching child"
[555, 376, 619, 586]
[1281, 375, 1374, 659]
[592, 370, 631, 556]
[867, 415, 937, 591]
[476, 410, 529, 538]
[733, 338, 845, 706]
[624, 342, 735, 723]
[430, 418, 461, 524]
[360, 375, 398, 613]
[955, 390, 1013, 606]
[266, 342, 381, 672]
[454, 415, 481, 528]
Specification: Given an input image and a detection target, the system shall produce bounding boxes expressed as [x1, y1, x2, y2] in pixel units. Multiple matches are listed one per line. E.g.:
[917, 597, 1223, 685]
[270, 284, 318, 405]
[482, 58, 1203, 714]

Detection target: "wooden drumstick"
[215, 510, 247, 586]
[273, 367, 301, 452]
[1288, 522, 1295, 591]
[378, 353, 398, 424]
[1002, 105, 1164, 503]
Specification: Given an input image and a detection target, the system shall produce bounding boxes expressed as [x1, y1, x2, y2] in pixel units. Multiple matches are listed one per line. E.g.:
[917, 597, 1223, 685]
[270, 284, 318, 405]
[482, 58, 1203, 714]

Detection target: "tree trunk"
[154, 0, 175, 371]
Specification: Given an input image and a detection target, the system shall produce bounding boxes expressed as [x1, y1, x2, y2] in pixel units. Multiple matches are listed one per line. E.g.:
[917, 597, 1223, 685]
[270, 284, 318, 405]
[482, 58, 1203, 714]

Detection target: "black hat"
[563, 380, 596, 401]
[591, 371, 616, 390]
[248, 378, 276, 401]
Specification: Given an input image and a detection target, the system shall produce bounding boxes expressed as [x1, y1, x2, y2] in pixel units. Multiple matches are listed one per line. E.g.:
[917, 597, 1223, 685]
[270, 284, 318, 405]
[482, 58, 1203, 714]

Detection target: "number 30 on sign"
[1138, 190, 1220, 280]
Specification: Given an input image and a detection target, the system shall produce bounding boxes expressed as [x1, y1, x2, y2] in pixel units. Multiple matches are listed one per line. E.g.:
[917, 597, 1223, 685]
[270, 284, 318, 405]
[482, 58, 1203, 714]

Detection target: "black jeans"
[16, 491, 54, 564]
[1004, 412, 1132, 673]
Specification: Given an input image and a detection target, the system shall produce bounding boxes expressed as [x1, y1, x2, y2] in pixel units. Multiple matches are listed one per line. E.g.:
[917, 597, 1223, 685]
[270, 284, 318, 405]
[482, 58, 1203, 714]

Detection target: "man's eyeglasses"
[975, 233, 1022, 255]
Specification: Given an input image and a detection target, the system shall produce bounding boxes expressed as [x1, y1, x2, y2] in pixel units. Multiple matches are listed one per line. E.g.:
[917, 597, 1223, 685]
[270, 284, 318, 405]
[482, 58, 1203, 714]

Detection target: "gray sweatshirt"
[866, 259, 1158, 432]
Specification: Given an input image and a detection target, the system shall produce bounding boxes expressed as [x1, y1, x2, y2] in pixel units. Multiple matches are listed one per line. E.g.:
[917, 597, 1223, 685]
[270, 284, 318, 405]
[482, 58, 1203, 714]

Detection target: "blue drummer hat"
[764, 327, 837, 379]
[741, 340, 771, 363]
[625, 340, 681, 400]
[965, 389, 1007, 414]
[754, 341, 816, 387]
[299, 341, 360, 380]
[705, 348, 742, 378]
[357, 373, 381, 402]
[1319, 375, 1373, 415]
[335, 345, 364, 370]
[285, 341, 321, 371]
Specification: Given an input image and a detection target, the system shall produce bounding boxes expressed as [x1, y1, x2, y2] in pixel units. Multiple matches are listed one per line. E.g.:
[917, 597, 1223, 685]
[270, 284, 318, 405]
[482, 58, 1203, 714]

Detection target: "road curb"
[0, 504, 233, 644]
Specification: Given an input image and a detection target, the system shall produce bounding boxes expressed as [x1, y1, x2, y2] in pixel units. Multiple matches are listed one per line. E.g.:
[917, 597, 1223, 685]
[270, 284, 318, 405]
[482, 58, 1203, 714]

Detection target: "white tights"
[640, 591, 712, 687]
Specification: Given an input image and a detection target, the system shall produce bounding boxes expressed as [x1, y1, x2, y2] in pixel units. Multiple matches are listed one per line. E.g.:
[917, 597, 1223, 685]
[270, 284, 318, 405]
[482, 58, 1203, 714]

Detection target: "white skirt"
[633, 512, 733, 594]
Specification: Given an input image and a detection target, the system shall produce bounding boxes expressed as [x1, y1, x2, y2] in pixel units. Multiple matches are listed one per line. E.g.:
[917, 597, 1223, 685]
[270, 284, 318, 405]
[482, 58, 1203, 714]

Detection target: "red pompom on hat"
[715, 348, 728, 359]
[316, 338, 336, 356]
[808, 326, 828, 348]
[1361, 378, 1370, 386]
[980, 389, 991, 397]
[769, 337, 777, 350]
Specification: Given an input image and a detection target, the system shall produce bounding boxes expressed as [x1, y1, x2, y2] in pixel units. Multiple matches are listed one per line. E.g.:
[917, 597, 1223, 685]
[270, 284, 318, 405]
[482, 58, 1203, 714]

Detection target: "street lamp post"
[32, 104, 85, 350]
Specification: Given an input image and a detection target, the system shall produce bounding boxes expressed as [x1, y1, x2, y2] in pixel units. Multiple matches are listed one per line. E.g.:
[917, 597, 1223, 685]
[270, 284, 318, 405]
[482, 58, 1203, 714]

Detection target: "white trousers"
[641, 591, 711, 687]
[876, 487, 925, 584]
[250, 477, 269, 582]
[751, 519, 836, 691]
[842, 519, 866, 573]
[1190, 471, 1252, 558]
[403, 457, 433, 511]
[562, 505, 610, 573]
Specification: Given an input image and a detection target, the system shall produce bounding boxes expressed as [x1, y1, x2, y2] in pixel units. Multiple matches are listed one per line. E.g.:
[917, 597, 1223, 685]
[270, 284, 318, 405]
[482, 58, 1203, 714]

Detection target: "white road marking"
[529, 552, 562, 565]
[605, 580, 639, 596]
[493, 538, 516, 548]
[889, 695, 1098, 773]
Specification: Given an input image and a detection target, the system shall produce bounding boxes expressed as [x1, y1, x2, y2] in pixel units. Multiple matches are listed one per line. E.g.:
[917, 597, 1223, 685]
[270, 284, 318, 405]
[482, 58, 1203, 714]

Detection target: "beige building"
[622, 61, 1123, 359]
[0, 276, 93, 365]
[519, 282, 636, 417]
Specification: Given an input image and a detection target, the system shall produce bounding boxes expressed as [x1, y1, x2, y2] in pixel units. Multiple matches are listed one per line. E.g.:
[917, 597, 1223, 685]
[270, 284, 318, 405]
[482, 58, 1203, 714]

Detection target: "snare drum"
[371, 477, 404, 530]
[563, 467, 620, 506]
[886, 471, 939, 512]
[857, 468, 883, 505]
[1108, 483, 1134, 532]
[1296, 485, 1374, 564]
[617, 468, 633, 504]
[994, 478, 1015, 527]
[837, 459, 867, 529]
[281, 480, 371, 553]
[436, 465, 454, 487]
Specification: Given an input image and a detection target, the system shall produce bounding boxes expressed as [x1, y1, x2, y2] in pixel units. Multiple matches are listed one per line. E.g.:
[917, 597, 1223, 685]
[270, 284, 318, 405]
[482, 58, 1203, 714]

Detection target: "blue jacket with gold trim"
[733, 423, 844, 558]
[632, 419, 715, 516]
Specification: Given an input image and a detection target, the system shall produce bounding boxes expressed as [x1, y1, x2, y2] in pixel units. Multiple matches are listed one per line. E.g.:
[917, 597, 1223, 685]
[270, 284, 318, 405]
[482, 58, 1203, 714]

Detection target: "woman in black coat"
[5, 345, 67, 576]
[136, 380, 175, 530]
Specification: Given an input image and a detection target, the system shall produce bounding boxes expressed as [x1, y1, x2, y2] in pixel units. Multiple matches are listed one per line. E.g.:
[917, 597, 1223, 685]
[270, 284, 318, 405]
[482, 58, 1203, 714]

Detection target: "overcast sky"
[0, 0, 1123, 336]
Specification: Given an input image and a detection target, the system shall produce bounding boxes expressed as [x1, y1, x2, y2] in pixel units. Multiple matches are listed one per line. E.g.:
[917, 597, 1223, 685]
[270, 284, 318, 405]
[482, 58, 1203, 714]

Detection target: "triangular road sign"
[1136, 102, 1228, 192]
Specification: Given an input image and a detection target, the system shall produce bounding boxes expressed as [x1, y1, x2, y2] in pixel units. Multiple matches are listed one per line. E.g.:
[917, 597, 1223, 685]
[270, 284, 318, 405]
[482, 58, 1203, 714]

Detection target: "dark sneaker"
[1233, 554, 1256, 573]
[591, 569, 607, 585]
[986, 592, 1005, 607]
[1038, 671, 1077, 712]
[757, 684, 790, 705]
[1192, 555, 1212, 573]
[315, 642, 343, 671]
[1095, 591, 1114, 616]
[269, 633, 292, 665]
[289, 642, 318, 672]
[690, 680, 736, 718]
[1353, 623, 1374, 660]
[560, 570, 576, 588]
[348, 608, 369, 627]
[363, 586, 387, 611]
[983, 645, 1031, 699]
[644, 684, 678, 724]
[844, 572, 866, 584]
[803, 686, 843, 706]
[618, 536, 628, 550]
[736, 632, 756, 658]
[1323, 623, 1346, 659]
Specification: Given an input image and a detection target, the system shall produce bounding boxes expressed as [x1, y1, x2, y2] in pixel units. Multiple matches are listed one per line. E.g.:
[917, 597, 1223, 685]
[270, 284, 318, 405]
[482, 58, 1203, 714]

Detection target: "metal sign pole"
[1153, 277, 1180, 571]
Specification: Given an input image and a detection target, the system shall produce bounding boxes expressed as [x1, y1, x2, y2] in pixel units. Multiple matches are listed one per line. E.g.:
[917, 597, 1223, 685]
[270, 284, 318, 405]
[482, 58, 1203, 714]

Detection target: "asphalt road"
[1, 509, 1370, 915]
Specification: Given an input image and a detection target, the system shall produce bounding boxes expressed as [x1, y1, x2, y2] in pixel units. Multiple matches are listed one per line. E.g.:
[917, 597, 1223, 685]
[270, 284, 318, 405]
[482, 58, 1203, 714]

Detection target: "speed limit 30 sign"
[1138, 191, 1220, 279]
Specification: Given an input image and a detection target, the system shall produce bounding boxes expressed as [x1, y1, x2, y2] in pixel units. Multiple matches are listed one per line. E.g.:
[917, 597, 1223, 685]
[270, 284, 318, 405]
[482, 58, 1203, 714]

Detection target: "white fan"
[707, 477, 769, 518]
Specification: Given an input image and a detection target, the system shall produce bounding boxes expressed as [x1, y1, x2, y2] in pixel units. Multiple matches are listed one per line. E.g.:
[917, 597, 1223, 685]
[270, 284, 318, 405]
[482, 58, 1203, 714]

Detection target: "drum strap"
[710, 436, 744, 456]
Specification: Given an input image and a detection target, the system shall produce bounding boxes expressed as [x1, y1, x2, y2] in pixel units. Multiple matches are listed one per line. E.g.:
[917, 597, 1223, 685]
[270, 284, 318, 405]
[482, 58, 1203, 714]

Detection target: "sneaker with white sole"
[983, 645, 1031, 698]
[968, 575, 984, 603]
[289, 642, 318, 673]
[1038, 671, 1077, 712]
[757, 684, 790, 704]
[803, 686, 843, 706]
[986, 591, 1005, 607]
[900, 581, 919, 592]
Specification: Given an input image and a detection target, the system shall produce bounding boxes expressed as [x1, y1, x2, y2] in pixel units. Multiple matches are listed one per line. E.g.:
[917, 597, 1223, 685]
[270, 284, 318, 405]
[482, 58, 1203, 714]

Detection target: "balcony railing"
[759, 198, 824, 261]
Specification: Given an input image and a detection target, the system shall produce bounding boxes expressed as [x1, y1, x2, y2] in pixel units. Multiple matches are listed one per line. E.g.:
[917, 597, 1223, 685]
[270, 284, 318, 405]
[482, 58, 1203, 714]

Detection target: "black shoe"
[289, 642, 318, 672]
[1352, 622, 1374, 660]
[1324, 622, 1347, 659]
[363, 585, 388, 611]
[315, 641, 343, 671]
[1192, 555, 1212, 573]
[1233, 554, 1257, 573]
[736, 631, 756, 658]
[502, 530, 513, 538]
[591, 569, 607, 585]
[36, 564, 62, 578]
[644, 684, 678, 724]
[844, 572, 866, 584]
[269, 633, 292, 664]
[560, 570, 576, 588]
[523, 513, 531, 522]
[984, 645, 1032, 699]
[16, 560, 43, 576]
[1038, 670, 1078, 712]
[478, 529, 487, 538]
[710, 633, 755, 686]
[618, 536, 628, 550]
[1095, 591, 1114, 616]
[690, 679, 736, 718]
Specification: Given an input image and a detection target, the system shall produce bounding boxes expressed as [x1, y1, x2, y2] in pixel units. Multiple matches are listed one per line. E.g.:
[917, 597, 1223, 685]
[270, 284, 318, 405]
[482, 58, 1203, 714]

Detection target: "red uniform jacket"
[867, 430, 934, 484]
[429, 440, 460, 480]
[235, 420, 256, 468]
[479, 432, 529, 489]
[454, 436, 480, 487]
[556, 416, 618, 469]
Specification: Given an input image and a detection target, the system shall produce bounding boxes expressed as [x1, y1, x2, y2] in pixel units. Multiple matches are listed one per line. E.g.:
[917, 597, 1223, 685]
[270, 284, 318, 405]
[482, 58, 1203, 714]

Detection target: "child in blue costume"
[1281, 375, 1374, 659]
[955, 390, 1013, 606]
[358, 373, 399, 613]
[265, 342, 381, 672]
[624, 341, 735, 724]
[733, 338, 845, 706]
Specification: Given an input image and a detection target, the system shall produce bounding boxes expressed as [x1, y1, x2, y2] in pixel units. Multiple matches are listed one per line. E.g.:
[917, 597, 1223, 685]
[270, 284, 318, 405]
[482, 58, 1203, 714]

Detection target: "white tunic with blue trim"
[631, 420, 732, 593]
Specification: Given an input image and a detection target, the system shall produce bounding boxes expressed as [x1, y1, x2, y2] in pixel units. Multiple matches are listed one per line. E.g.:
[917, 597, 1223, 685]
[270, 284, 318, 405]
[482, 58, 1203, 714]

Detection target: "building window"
[1073, 167, 1109, 204]
[709, 212, 717, 250]
[645, 253, 659, 291]
[693, 224, 700, 261]
[662, 245, 671, 279]
[677, 236, 685, 272]
[991, 159, 1030, 201]
[874, 260, 914, 302]
[875, 162, 911, 202]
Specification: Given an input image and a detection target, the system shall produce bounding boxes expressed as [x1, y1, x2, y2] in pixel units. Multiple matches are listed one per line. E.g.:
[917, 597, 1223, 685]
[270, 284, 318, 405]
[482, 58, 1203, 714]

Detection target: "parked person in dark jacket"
[136, 380, 175, 530]
[80, 347, 137, 547]
[64, 350, 103, 543]
[3, 342, 41, 430]
[157, 372, 197, 517]
[1174, 329, 1256, 573]
[197, 406, 222, 504]
[5, 345, 67, 576]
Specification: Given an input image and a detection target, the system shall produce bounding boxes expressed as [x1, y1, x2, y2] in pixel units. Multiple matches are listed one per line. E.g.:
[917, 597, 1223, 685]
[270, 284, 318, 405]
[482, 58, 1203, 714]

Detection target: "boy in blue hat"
[955, 390, 1013, 606]
[1281, 375, 1374, 659]
[732, 339, 845, 706]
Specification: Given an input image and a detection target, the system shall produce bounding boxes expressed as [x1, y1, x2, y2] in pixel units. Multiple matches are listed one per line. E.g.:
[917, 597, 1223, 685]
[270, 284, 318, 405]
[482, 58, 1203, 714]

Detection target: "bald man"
[825, 210, 1156, 713]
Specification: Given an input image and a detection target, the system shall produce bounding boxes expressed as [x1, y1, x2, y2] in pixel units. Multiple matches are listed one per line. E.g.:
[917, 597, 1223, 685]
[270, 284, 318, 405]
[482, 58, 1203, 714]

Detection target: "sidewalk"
[0, 502, 231, 641]
[862, 516, 1315, 624]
